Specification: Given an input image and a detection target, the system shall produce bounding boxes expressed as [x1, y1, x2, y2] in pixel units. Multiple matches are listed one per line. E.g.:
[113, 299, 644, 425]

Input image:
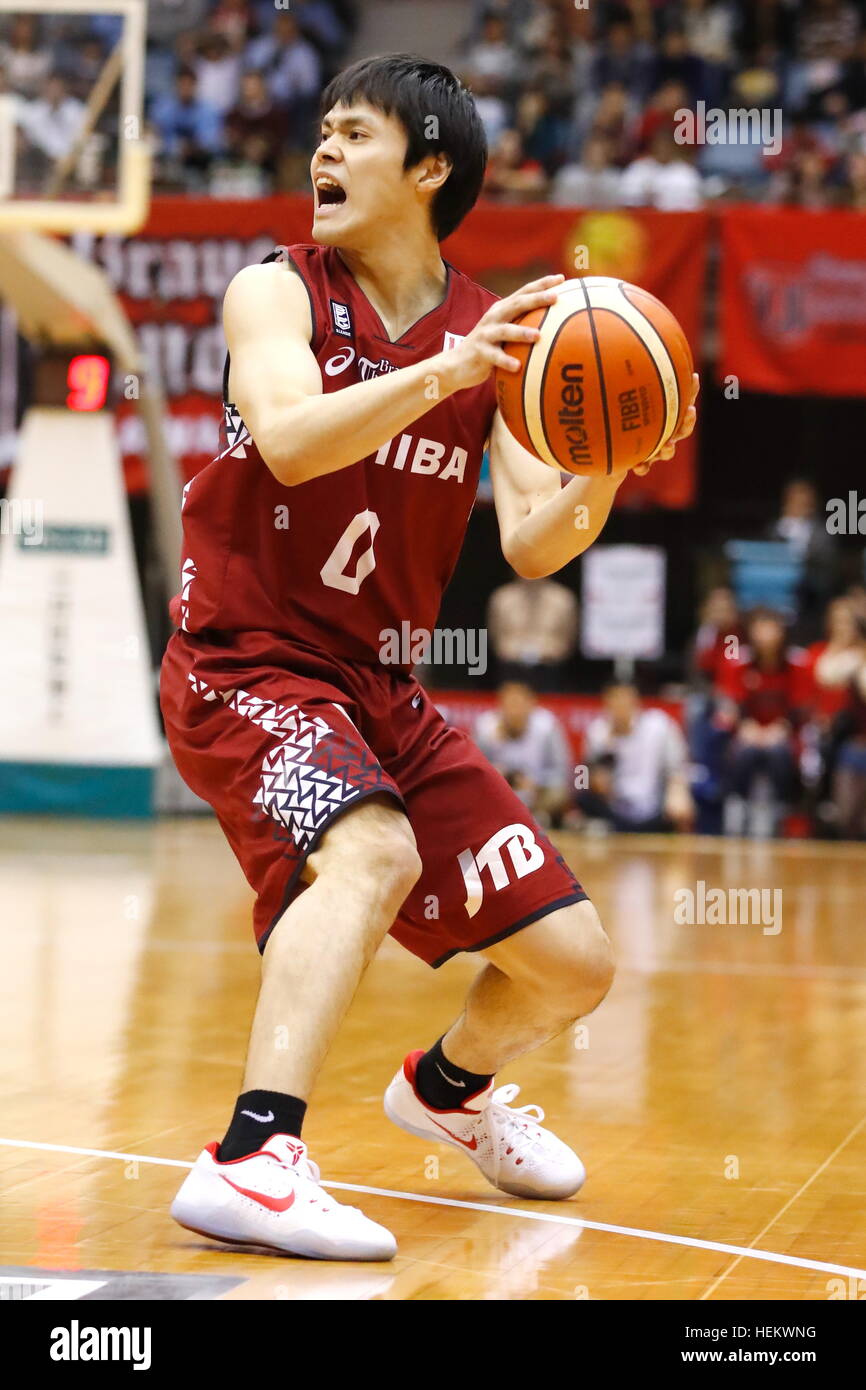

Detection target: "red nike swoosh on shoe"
[219, 1173, 296, 1212]
[430, 1118, 478, 1150]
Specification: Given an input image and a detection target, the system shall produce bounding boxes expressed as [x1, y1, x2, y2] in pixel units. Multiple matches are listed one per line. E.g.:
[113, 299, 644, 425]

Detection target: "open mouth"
[315, 176, 347, 208]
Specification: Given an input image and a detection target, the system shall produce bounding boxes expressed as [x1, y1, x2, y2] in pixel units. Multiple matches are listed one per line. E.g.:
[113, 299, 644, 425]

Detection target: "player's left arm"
[489, 374, 699, 579]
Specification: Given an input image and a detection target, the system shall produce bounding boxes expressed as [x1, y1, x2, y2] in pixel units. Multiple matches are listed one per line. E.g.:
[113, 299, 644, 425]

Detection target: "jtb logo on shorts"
[458, 825, 544, 918]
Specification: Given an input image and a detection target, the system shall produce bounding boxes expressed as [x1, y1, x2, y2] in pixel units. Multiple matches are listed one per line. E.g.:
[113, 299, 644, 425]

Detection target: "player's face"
[311, 101, 415, 247]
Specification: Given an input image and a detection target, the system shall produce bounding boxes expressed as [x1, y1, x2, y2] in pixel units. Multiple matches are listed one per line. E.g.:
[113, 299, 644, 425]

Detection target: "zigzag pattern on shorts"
[186, 676, 388, 858]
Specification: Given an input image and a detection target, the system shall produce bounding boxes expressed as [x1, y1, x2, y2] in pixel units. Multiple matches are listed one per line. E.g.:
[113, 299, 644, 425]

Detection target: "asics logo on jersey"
[325, 346, 356, 376]
[458, 825, 546, 919]
[323, 348, 397, 381]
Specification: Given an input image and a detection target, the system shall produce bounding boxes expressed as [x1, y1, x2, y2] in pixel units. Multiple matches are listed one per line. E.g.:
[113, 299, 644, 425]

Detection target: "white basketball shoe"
[384, 1050, 586, 1200]
[171, 1134, 396, 1261]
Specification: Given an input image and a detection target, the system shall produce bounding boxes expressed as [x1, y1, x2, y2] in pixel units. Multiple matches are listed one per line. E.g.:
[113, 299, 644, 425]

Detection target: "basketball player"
[161, 54, 698, 1260]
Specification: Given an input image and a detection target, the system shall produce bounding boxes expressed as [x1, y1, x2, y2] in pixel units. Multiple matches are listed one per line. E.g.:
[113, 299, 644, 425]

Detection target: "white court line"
[0, 1275, 107, 1300]
[2, 1135, 865, 1284]
[698, 1112, 866, 1300]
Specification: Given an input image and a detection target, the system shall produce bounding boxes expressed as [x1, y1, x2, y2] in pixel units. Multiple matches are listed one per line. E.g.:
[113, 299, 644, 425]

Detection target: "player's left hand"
[632, 372, 700, 477]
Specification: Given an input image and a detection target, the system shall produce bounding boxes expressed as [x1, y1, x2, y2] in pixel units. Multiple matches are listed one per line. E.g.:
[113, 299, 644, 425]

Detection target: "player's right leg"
[160, 647, 420, 1259]
[242, 794, 420, 1097]
[171, 795, 420, 1260]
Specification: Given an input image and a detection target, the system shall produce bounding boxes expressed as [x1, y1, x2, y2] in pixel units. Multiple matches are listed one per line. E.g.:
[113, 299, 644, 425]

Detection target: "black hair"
[319, 53, 488, 241]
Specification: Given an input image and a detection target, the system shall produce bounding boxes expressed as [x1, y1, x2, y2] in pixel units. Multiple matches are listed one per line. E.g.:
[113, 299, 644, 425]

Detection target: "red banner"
[718, 206, 866, 398]
[109, 196, 708, 505]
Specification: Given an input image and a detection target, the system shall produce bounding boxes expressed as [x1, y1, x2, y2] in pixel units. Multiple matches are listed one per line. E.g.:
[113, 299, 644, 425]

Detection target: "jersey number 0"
[319, 510, 380, 596]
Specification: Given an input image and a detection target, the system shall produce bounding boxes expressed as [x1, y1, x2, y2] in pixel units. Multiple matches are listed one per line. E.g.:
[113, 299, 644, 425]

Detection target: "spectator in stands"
[846, 582, 866, 623]
[147, 0, 210, 48]
[194, 32, 242, 116]
[551, 132, 624, 207]
[793, 0, 860, 112]
[210, 0, 256, 51]
[681, 0, 737, 68]
[579, 682, 694, 833]
[679, 1, 735, 106]
[484, 127, 548, 201]
[768, 478, 842, 641]
[150, 68, 223, 172]
[621, 127, 704, 208]
[802, 597, 866, 825]
[718, 609, 807, 837]
[516, 0, 573, 54]
[291, 0, 349, 71]
[487, 571, 579, 691]
[224, 70, 288, 175]
[736, 0, 797, 61]
[771, 143, 837, 205]
[687, 586, 744, 833]
[735, 42, 784, 112]
[520, 31, 579, 171]
[246, 12, 321, 111]
[832, 653, 866, 838]
[804, 597, 866, 722]
[56, 37, 109, 115]
[842, 28, 866, 110]
[465, 70, 510, 148]
[691, 585, 744, 690]
[570, 80, 640, 166]
[474, 681, 573, 828]
[698, 63, 783, 192]
[17, 75, 85, 166]
[0, 13, 51, 97]
[634, 77, 691, 153]
[648, 25, 708, 104]
[462, 9, 519, 95]
[589, 15, 654, 104]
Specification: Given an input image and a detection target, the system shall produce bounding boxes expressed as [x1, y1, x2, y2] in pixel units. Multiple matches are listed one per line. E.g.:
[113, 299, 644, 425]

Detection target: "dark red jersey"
[718, 651, 809, 726]
[169, 243, 498, 668]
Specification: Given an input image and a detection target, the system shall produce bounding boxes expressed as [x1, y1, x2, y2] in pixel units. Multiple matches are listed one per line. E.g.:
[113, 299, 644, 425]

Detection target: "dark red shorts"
[160, 632, 587, 967]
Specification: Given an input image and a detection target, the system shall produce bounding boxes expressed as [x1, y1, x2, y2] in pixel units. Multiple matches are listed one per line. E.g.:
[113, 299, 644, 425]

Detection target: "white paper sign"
[581, 544, 666, 661]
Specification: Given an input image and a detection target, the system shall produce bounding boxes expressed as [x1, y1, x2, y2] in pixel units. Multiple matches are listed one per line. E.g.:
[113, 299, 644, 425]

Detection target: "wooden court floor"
[1, 815, 865, 1301]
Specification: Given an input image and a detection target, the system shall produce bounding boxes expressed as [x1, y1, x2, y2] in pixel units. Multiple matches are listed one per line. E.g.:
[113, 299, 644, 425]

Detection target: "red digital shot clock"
[31, 347, 114, 412]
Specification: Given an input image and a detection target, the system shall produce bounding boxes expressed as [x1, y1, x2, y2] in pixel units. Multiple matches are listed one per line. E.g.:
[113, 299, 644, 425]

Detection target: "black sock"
[217, 1090, 307, 1162]
[414, 1037, 493, 1111]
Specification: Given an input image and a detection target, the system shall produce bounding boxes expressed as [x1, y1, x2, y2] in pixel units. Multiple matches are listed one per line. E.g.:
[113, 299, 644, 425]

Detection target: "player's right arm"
[223, 261, 563, 486]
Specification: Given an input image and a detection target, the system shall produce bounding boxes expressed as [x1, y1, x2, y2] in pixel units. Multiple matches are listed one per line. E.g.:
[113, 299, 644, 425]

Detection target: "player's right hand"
[442, 274, 565, 390]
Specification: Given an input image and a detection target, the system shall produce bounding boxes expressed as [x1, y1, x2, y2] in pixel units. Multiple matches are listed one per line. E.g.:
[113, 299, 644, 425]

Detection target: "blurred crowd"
[469, 477, 866, 841]
[5, 1, 866, 205]
[465, 0, 866, 208]
[0, 1, 359, 196]
[470, 586, 866, 841]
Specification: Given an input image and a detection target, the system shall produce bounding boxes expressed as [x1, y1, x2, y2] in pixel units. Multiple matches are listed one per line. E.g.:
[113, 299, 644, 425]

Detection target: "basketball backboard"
[0, 0, 148, 233]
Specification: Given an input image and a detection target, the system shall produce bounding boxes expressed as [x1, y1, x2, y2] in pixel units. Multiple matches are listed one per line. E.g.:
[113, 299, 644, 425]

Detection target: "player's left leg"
[435, 900, 614, 1075]
[384, 903, 612, 1200]
[379, 681, 614, 1199]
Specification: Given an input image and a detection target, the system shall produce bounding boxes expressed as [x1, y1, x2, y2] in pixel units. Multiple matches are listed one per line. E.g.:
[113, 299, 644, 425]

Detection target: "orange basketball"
[495, 276, 694, 476]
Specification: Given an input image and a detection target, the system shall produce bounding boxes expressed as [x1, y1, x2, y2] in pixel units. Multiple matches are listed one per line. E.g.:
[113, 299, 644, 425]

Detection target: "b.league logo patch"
[330, 299, 354, 338]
